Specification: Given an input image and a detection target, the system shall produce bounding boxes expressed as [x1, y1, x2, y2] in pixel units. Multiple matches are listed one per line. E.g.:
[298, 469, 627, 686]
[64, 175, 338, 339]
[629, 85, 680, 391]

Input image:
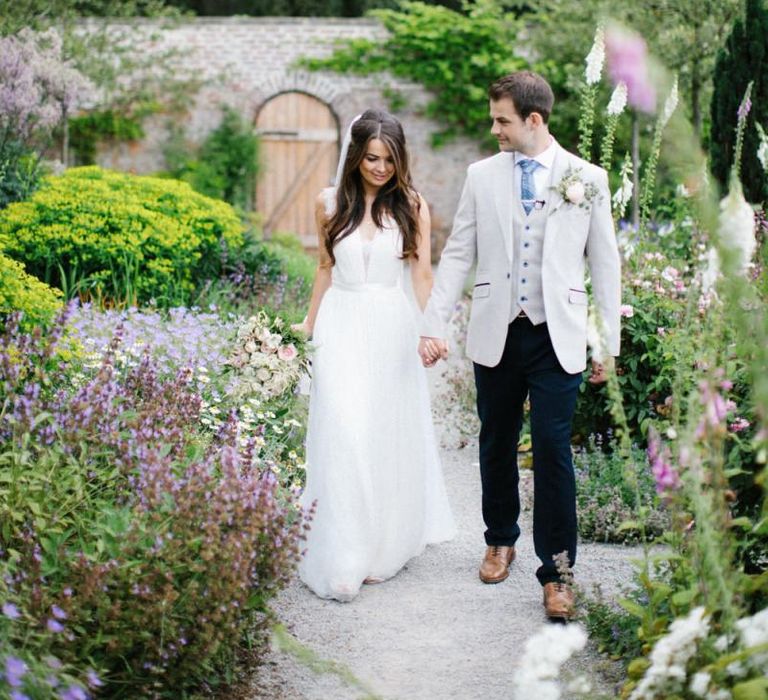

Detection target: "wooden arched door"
[256, 92, 338, 246]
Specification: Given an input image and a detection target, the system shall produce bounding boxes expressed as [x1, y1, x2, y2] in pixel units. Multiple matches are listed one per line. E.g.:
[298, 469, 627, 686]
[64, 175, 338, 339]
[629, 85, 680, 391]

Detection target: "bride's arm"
[296, 194, 333, 336]
[410, 193, 433, 312]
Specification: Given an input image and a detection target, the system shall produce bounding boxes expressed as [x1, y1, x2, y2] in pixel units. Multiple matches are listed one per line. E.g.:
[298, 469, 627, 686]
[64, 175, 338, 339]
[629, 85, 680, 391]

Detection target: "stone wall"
[94, 17, 487, 246]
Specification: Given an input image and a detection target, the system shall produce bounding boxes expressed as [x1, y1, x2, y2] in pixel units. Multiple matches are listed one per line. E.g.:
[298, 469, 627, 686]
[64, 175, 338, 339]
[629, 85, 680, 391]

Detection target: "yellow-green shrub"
[0, 166, 244, 307]
[0, 252, 63, 327]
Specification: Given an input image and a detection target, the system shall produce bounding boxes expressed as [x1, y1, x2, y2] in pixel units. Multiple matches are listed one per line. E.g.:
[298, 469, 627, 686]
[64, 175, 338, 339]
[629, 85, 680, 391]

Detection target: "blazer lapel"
[545, 141, 568, 217]
[493, 153, 515, 261]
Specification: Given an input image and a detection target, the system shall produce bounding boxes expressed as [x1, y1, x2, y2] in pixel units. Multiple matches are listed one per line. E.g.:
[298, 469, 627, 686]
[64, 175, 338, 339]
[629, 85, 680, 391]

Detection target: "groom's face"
[490, 97, 535, 153]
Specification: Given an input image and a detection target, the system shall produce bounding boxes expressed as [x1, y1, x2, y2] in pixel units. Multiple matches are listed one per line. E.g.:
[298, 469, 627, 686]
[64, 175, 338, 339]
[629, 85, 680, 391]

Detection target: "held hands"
[418, 336, 449, 367]
[588, 356, 614, 384]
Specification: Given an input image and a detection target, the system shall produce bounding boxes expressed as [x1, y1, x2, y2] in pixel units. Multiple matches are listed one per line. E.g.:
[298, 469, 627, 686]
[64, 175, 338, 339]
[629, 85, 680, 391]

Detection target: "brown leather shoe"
[543, 582, 575, 620]
[479, 545, 516, 583]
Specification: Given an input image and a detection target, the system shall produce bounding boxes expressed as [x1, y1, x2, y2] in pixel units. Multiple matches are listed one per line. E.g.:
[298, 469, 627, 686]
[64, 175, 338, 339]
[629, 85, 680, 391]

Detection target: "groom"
[419, 71, 621, 619]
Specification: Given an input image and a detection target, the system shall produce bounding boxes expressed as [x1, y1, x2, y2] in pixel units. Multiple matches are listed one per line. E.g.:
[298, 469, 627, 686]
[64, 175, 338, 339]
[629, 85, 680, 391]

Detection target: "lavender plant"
[0, 29, 92, 207]
[0, 307, 307, 697]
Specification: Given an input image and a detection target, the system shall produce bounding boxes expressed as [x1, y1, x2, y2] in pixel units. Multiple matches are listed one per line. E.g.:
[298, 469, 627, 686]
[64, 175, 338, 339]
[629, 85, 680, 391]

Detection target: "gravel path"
[248, 354, 643, 700]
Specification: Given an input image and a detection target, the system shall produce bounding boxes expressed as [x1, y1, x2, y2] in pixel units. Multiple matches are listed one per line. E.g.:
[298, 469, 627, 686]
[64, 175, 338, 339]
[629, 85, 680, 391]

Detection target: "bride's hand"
[291, 320, 312, 338]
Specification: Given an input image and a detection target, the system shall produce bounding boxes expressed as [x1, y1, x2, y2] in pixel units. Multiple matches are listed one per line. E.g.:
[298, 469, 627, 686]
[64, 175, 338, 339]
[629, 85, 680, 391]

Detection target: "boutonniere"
[552, 167, 600, 210]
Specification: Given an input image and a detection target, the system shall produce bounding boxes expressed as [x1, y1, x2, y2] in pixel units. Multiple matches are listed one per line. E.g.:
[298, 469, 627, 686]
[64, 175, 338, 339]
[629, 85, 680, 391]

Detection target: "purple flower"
[11, 692, 31, 700]
[47, 618, 65, 633]
[59, 686, 88, 700]
[46, 656, 63, 670]
[51, 604, 67, 620]
[5, 656, 28, 687]
[2, 601, 21, 619]
[738, 95, 752, 121]
[729, 417, 750, 433]
[647, 428, 680, 494]
[85, 669, 103, 688]
[605, 26, 656, 113]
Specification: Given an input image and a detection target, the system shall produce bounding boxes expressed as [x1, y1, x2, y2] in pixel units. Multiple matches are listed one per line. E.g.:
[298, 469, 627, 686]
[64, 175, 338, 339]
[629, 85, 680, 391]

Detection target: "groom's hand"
[588, 356, 614, 384]
[419, 337, 448, 367]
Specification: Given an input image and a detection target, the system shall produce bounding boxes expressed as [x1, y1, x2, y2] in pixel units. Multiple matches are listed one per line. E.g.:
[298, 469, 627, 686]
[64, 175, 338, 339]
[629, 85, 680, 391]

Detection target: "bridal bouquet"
[226, 310, 310, 401]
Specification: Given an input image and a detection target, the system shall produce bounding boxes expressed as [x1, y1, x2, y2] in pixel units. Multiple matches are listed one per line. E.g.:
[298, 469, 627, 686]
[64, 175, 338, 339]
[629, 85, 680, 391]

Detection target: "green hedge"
[0, 166, 244, 307]
[0, 252, 63, 328]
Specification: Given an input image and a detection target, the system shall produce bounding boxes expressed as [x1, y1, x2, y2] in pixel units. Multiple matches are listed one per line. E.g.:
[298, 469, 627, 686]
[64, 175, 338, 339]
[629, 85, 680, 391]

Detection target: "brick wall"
[94, 17, 488, 248]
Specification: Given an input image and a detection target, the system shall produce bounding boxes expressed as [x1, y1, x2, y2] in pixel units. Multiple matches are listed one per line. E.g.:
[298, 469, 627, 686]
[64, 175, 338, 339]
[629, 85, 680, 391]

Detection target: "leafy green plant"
[164, 106, 260, 210]
[0, 166, 244, 307]
[301, 0, 527, 147]
[0, 252, 63, 329]
[68, 108, 145, 164]
[710, 0, 768, 204]
[574, 434, 669, 544]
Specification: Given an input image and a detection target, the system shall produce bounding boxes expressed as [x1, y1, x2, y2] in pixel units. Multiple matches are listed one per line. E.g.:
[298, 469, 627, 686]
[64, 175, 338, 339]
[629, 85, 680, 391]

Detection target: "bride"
[295, 109, 456, 602]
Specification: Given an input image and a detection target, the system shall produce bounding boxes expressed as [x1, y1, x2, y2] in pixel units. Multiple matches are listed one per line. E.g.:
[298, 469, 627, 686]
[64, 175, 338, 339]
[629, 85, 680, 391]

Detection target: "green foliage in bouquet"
[0, 166, 244, 308]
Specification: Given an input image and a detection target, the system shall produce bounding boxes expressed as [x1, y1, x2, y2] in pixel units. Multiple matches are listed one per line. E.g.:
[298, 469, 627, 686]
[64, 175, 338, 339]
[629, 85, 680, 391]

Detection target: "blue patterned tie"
[519, 158, 540, 215]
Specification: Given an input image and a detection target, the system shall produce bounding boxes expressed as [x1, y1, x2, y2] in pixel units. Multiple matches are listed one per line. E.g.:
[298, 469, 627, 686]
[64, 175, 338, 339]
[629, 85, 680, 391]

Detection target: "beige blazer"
[422, 141, 621, 373]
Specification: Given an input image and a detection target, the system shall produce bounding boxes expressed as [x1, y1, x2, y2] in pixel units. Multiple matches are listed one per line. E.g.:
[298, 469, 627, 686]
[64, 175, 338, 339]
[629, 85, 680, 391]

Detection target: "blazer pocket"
[568, 288, 588, 305]
[473, 282, 490, 299]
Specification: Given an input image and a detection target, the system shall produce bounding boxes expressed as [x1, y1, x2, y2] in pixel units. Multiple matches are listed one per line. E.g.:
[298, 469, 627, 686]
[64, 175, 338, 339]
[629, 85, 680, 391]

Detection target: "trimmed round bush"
[0, 166, 244, 307]
[0, 251, 63, 327]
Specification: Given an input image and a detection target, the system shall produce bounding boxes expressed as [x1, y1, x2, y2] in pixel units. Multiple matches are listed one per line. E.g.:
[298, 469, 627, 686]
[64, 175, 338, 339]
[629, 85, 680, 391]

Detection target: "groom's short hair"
[489, 71, 555, 124]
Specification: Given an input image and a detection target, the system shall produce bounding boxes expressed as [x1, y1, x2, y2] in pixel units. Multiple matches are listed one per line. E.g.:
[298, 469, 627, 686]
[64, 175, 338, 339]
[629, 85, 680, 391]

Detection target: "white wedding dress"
[299, 191, 456, 602]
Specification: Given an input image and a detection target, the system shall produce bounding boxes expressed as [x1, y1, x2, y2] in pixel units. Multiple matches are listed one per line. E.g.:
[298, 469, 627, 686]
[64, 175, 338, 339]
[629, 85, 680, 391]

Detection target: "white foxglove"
[661, 77, 678, 128]
[757, 122, 768, 172]
[607, 81, 628, 116]
[586, 308, 606, 363]
[700, 248, 720, 294]
[718, 179, 756, 274]
[612, 170, 633, 210]
[585, 26, 605, 85]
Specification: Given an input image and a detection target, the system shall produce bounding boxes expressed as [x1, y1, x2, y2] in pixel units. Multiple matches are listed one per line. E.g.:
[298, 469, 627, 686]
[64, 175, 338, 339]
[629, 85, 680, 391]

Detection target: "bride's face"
[358, 138, 395, 191]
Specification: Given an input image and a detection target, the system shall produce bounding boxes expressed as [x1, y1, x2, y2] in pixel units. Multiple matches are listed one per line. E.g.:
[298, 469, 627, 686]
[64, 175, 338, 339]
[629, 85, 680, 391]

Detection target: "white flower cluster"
[585, 26, 605, 85]
[660, 77, 679, 129]
[607, 81, 628, 116]
[757, 122, 768, 172]
[630, 607, 710, 700]
[228, 311, 304, 400]
[736, 607, 768, 673]
[718, 180, 756, 275]
[511, 623, 588, 700]
[586, 307, 608, 363]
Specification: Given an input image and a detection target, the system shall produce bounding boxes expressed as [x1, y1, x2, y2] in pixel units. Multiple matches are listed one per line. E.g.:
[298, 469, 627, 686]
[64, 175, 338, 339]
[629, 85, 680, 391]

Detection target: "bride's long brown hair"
[324, 109, 421, 266]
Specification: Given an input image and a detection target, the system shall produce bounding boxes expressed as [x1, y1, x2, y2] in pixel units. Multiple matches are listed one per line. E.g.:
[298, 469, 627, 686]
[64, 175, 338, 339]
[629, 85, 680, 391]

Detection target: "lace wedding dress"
[299, 191, 456, 602]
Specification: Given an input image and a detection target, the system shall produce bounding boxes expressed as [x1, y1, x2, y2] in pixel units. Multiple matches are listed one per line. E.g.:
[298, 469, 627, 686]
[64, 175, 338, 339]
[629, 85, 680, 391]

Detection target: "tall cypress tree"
[710, 0, 768, 203]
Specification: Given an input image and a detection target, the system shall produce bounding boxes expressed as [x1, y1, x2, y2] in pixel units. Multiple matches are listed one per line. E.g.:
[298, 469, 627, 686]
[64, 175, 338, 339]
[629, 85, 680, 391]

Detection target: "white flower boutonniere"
[552, 167, 600, 210]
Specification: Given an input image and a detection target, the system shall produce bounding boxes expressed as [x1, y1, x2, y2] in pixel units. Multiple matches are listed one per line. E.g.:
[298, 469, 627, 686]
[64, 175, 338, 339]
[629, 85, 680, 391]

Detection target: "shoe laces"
[551, 582, 568, 592]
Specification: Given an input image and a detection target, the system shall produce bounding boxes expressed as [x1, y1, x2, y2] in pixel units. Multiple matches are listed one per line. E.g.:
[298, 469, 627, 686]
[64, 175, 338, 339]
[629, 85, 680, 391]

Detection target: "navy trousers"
[473, 317, 582, 586]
